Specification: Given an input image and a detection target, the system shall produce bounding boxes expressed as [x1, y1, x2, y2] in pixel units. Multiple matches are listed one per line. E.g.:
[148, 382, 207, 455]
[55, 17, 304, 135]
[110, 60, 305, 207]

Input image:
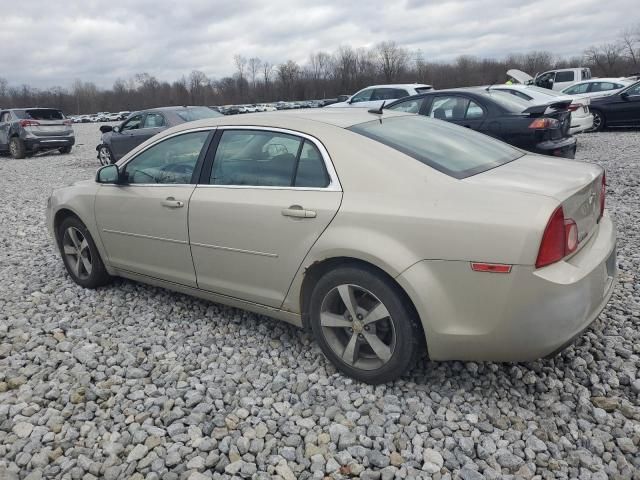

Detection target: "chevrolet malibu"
[47, 109, 617, 383]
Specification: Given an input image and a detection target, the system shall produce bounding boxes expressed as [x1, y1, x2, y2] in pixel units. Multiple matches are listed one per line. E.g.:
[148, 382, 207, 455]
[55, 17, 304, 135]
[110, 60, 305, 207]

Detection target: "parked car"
[560, 78, 632, 98]
[106, 113, 121, 122]
[0, 108, 74, 158]
[588, 80, 640, 131]
[326, 84, 433, 109]
[386, 88, 577, 158]
[488, 84, 593, 134]
[118, 111, 131, 120]
[96, 106, 222, 164]
[508, 68, 592, 91]
[48, 109, 615, 383]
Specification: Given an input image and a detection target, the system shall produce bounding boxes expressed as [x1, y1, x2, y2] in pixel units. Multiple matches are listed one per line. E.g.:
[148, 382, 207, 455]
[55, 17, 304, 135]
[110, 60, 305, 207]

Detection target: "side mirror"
[113, 125, 121, 133]
[620, 92, 630, 100]
[99, 125, 113, 133]
[96, 164, 121, 184]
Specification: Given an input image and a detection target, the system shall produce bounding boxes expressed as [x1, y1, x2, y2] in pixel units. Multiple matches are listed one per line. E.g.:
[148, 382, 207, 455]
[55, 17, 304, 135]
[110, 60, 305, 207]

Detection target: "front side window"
[428, 96, 469, 120]
[350, 89, 374, 103]
[387, 97, 424, 113]
[143, 113, 166, 128]
[555, 71, 575, 83]
[123, 131, 209, 184]
[565, 83, 589, 94]
[348, 116, 523, 179]
[121, 114, 143, 131]
[210, 130, 329, 188]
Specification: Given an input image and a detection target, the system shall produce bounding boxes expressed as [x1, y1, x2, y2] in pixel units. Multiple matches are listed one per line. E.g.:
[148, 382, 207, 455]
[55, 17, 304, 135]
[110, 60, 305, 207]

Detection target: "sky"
[0, 0, 635, 89]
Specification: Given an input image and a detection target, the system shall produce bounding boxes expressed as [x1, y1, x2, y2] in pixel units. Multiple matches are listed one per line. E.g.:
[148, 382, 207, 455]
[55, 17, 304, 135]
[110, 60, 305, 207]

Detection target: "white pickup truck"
[508, 68, 592, 92]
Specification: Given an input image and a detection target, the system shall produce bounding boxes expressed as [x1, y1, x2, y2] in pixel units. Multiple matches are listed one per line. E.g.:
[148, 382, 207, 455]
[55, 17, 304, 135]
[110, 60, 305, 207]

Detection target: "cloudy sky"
[1, 0, 635, 88]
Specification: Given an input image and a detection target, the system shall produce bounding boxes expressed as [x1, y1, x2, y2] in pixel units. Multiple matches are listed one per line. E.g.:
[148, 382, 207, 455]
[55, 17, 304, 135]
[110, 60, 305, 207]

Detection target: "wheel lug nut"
[364, 326, 369, 331]
[357, 314, 363, 320]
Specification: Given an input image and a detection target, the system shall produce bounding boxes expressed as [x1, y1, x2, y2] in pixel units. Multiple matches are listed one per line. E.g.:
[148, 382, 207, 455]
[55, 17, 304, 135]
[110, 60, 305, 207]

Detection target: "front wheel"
[309, 265, 423, 384]
[590, 110, 605, 132]
[98, 145, 113, 165]
[57, 216, 111, 289]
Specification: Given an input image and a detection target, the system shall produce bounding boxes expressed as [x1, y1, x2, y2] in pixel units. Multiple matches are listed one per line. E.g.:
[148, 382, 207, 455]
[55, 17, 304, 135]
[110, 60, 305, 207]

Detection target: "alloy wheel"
[9, 141, 18, 157]
[62, 227, 93, 280]
[98, 146, 112, 165]
[320, 284, 396, 370]
[592, 112, 603, 131]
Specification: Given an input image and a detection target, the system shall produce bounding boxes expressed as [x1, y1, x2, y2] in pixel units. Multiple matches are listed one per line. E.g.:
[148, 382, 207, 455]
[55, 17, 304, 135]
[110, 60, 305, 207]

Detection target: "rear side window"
[387, 97, 424, 113]
[371, 88, 409, 100]
[555, 71, 575, 83]
[348, 116, 523, 179]
[22, 109, 64, 120]
[210, 130, 329, 188]
[590, 82, 617, 92]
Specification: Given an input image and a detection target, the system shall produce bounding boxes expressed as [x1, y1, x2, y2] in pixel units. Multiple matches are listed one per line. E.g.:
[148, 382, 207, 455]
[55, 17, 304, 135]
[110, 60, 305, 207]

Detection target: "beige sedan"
[47, 109, 617, 383]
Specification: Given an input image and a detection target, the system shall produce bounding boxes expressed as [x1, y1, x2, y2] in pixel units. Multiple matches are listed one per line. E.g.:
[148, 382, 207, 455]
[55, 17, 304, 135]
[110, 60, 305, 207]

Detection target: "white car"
[560, 78, 632, 98]
[326, 84, 433, 109]
[489, 84, 593, 134]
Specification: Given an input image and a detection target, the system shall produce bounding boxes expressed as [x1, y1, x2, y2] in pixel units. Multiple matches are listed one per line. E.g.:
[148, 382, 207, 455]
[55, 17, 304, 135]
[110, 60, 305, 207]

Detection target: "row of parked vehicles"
[70, 111, 131, 123]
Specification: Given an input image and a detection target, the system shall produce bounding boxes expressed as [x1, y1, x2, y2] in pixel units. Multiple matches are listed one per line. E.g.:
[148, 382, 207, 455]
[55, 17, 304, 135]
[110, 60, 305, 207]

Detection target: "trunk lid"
[465, 154, 604, 246]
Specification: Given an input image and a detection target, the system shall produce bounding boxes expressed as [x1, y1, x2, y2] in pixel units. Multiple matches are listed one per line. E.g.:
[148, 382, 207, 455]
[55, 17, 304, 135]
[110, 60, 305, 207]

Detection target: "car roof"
[152, 108, 412, 133]
[358, 83, 432, 89]
[565, 78, 631, 84]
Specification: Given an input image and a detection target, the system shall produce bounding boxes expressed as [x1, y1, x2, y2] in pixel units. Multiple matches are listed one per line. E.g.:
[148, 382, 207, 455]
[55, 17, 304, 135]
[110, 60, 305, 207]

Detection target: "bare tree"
[376, 41, 409, 83]
[248, 57, 261, 90]
[620, 26, 639, 67]
[585, 43, 625, 75]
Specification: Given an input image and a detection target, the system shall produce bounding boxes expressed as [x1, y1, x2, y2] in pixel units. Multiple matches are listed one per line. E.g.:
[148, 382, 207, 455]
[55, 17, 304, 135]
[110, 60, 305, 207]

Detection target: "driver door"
[607, 83, 640, 126]
[95, 129, 213, 286]
[110, 113, 145, 159]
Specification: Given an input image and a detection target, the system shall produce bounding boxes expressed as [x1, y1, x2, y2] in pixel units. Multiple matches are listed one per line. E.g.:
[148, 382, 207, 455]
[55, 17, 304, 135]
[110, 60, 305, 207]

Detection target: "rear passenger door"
[188, 128, 342, 308]
[424, 95, 487, 131]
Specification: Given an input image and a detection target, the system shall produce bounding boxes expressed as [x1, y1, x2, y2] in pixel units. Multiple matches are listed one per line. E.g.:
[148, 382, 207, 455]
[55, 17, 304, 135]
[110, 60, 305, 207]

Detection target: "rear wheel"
[309, 265, 422, 384]
[59, 146, 72, 154]
[9, 137, 26, 159]
[57, 216, 111, 288]
[590, 110, 605, 132]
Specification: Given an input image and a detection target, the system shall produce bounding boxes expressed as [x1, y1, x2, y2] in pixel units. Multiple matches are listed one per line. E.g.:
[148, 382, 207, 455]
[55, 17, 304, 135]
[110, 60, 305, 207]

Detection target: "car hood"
[464, 153, 601, 200]
[325, 101, 350, 108]
[507, 69, 534, 84]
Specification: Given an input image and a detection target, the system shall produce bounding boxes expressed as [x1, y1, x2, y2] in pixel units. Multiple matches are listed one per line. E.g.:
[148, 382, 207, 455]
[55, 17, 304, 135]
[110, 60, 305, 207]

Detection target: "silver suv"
[0, 108, 75, 158]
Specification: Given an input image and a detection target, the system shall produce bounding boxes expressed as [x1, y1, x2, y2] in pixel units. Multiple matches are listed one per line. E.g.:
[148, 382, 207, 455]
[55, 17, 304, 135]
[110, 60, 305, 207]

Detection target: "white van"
[507, 68, 592, 91]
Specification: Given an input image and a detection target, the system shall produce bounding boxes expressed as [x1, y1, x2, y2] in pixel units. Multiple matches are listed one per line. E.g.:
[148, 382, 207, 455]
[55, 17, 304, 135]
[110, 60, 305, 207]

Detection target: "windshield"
[176, 107, 222, 122]
[348, 115, 523, 179]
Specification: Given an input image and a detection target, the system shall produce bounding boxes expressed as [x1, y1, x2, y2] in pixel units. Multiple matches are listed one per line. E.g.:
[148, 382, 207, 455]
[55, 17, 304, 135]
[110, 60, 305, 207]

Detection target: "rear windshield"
[348, 115, 523, 179]
[176, 107, 222, 122]
[484, 91, 531, 112]
[14, 109, 65, 120]
[527, 86, 563, 97]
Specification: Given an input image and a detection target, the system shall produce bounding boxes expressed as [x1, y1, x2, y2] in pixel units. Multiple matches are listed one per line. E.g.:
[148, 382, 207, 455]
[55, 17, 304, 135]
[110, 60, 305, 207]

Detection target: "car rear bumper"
[534, 136, 577, 159]
[397, 213, 617, 362]
[570, 113, 594, 134]
[24, 136, 75, 151]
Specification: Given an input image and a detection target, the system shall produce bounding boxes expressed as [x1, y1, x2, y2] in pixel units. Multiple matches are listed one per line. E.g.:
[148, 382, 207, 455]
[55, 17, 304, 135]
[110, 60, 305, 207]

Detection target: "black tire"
[309, 265, 422, 384]
[57, 216, 111, 289]
[97, 145, 114, 165]
[590, 109, 605, 132]
[9, 137, 26, 159]
[59, 146, 72, 154]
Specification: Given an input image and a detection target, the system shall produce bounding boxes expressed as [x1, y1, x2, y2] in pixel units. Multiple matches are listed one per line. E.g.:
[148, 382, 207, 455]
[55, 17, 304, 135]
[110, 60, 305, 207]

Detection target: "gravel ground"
[0, 124, 639, 480]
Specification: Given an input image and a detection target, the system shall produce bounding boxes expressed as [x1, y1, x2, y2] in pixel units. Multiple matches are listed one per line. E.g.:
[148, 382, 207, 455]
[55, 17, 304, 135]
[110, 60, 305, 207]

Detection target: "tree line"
[0, 26, 638, 115]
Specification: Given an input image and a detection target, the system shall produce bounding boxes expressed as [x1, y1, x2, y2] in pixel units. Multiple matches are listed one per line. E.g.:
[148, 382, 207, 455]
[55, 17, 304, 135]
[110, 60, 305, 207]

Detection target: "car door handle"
[161, 197, 184, 209]
[282, 205, 316, 218]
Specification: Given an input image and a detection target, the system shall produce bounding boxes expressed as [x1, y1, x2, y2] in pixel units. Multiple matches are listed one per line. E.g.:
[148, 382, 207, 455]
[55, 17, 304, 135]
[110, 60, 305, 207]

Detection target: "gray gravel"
[1, 124, 639, 480]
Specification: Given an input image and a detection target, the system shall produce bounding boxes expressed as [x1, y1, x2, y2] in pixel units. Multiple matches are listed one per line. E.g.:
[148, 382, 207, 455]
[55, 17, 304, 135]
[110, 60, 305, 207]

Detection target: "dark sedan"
[385, 88, 577, 158]
[588, 81, 640, 131]
[96, 106, 222, 164]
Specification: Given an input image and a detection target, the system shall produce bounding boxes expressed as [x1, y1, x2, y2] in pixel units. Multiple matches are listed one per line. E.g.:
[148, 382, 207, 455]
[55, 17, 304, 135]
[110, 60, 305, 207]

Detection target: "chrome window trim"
[207, 125, 342, 192]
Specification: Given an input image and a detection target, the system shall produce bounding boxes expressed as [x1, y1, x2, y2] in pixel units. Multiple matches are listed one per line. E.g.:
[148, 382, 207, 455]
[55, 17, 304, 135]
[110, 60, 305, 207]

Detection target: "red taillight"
[536, 206, 580, 268]
[529, 118, 559, 129]
[599, 172, 606, 219]
[19, 119, 40, 127]
[566, 103, 582, 112]
[63, 119, 72, 126]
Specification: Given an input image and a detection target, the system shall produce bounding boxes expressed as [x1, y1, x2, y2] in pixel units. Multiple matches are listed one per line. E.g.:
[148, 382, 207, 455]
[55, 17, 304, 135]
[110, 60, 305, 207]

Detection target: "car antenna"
[368, 101, 386, 115]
